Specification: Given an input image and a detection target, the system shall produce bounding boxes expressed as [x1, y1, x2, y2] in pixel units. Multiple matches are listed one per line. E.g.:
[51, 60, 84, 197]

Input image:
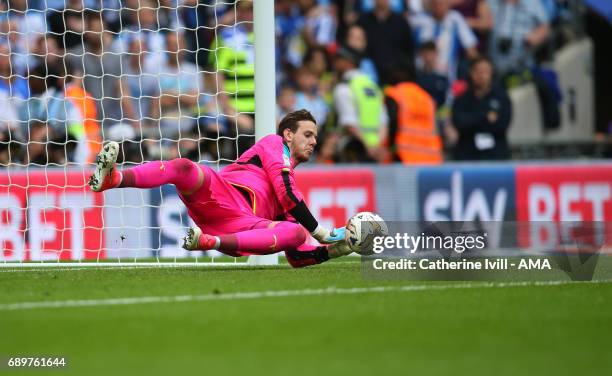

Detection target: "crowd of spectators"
[276, 0, 581, 163]
[0, 0, 585, 167]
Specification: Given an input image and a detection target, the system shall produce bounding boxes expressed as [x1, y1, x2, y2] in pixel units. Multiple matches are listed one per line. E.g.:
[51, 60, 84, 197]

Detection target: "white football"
[345, 212, 389, 255]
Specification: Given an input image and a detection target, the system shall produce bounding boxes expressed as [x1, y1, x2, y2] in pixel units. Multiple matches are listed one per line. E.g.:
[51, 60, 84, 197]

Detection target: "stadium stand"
[0, 0, 608, 168]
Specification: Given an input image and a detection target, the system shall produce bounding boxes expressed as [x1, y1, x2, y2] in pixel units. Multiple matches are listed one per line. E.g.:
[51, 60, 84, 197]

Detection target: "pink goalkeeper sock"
[119, 158, 202, 193]
[218, 222, 308, 254]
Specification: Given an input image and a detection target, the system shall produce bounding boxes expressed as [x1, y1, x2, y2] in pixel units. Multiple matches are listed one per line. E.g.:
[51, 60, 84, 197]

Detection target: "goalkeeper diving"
[88, 110, 352, 267]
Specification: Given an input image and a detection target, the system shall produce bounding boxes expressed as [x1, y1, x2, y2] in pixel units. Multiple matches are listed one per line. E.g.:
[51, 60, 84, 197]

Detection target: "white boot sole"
[89, 142, 119, 192]
[183, 227, 202, 250]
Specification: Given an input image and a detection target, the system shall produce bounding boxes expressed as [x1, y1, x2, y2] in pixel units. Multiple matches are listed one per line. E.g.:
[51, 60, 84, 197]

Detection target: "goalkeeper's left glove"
[311, 225, 346, 244]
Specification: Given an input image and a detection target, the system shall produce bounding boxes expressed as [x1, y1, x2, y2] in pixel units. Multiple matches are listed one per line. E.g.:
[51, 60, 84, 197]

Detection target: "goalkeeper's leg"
[184, 221, 308, 255]
[89, 141, 203, 194]
[183, 221, 352, 267]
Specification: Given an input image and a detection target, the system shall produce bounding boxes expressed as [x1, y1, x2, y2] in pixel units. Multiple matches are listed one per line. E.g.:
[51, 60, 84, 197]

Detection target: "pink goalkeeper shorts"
[178, 165, 271, 235]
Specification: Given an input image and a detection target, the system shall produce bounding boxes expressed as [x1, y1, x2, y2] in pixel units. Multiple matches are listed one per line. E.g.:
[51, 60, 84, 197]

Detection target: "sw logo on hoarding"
[418, 168, 515, 221]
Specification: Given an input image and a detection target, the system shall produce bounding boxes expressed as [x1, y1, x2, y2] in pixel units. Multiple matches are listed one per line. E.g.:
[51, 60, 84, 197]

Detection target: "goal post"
[249, 0, 278, 266]
[0, 0, 278, 267]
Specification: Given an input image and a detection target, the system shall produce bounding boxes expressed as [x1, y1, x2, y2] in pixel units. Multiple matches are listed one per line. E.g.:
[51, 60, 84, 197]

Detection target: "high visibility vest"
[210, 32, 255, 114]
[384, 82, 442, 164]
[349, 74, 383, 147]
[65, 85, 101, 164]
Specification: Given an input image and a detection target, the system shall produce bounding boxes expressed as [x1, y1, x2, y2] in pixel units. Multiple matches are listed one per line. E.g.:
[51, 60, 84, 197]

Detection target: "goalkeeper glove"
[311, 225, 346, 244]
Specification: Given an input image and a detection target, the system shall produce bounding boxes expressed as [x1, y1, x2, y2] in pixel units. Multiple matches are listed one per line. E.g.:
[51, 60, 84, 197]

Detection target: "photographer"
[489, 0, 550, 75]
[489, 0, 561, 131]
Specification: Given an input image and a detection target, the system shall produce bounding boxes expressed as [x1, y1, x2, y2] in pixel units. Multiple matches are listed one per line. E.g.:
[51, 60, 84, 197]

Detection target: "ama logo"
[418, 167, 516, 221]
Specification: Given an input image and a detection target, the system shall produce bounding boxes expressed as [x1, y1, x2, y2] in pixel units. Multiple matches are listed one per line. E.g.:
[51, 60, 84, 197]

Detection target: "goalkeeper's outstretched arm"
[287, 200, 345, 244]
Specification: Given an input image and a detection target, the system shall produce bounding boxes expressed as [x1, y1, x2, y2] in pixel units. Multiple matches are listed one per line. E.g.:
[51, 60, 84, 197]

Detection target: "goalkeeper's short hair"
[277, 109, 316, 136]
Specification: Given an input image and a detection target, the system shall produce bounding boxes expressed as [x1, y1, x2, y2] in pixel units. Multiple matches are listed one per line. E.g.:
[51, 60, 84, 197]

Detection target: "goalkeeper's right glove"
[311, 225, 346, 244]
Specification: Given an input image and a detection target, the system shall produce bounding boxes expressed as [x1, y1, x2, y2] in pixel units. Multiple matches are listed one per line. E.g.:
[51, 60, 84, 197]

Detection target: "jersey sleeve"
[259, 135, 305, 212]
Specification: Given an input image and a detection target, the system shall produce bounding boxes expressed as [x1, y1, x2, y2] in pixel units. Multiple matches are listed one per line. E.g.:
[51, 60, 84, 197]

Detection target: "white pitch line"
[0, 264, 290, 273]
[1, 279, 611, 312]
[0, 267, 156, 273]
[0, 261, 357, 273]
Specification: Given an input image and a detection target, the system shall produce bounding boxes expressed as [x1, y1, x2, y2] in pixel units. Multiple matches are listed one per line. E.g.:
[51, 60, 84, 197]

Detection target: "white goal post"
[249, 0, 278, 266]
[0, 0, 278, 267]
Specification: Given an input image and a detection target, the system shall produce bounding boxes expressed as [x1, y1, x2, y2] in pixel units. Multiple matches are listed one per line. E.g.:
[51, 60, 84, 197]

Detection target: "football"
[345, 212, 389, 255]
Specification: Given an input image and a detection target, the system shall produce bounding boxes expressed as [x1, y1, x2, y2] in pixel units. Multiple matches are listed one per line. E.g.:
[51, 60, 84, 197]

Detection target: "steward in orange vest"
[384, 63, 443, 164]
[65, 80, 100, 164]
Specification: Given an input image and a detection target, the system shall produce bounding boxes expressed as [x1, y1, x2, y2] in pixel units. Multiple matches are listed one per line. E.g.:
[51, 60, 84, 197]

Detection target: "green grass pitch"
[0, 259, 611, 376]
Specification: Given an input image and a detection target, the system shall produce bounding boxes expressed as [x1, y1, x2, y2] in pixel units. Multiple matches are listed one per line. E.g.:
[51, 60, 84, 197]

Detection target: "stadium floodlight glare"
[0, 1, 278, 267]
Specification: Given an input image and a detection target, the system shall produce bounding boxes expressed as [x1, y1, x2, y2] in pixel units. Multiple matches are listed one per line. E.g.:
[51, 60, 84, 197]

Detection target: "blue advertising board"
[149, 185, 196, 257]
[417, 166, 516, 222]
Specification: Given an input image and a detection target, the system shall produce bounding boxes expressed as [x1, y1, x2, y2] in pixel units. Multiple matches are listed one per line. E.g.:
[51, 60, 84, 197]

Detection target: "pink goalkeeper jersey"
[219, 134, 304, 221]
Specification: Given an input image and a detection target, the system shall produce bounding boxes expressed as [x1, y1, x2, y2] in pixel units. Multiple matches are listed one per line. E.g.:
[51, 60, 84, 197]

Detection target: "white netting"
[0, 0, 265, 264]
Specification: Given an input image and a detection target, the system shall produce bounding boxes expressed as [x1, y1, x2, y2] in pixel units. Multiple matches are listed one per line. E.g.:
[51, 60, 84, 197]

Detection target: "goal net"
[0, 0, 277, 266]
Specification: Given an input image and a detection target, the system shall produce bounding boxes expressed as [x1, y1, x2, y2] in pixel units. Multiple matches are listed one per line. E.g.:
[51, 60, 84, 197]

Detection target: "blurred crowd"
[0, 0, 586, 167]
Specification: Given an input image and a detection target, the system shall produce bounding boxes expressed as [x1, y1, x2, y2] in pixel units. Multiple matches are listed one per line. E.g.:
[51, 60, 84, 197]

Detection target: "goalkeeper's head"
[277, 109, 318, 164]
